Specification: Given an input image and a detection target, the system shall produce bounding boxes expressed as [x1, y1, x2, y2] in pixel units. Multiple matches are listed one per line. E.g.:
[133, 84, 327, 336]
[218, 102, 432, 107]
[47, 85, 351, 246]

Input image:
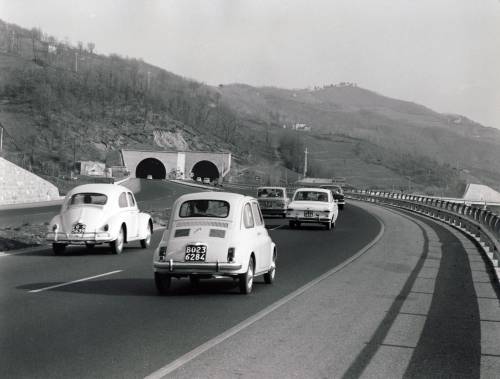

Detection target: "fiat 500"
[153, 191, 277, 294]
[46, 184, 153, 255]
[287, 187, 339, 230]
[256, 186, 289, 217]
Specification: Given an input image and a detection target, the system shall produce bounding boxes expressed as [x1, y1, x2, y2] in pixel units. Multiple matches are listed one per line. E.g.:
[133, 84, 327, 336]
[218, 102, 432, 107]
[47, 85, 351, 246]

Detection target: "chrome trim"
[154, 261, 242, 272]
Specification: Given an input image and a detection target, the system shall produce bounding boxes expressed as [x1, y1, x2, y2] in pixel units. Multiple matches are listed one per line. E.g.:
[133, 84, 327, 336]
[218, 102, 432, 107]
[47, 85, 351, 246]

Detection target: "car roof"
[294, 187, 330, 193]
[175, 191, 255, 204]
[257, 186, 286, 190]
[66, 183, 132, 197]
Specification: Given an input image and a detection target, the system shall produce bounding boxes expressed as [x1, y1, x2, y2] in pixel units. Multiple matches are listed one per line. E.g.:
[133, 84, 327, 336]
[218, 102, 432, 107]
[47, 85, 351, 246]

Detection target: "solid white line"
[145, 216, 385, 379]
[29, 270, 123, 293]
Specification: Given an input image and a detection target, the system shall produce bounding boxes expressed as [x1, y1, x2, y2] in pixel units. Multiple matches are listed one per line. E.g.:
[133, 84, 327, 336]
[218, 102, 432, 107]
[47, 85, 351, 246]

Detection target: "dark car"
[320, 185, 345, 210]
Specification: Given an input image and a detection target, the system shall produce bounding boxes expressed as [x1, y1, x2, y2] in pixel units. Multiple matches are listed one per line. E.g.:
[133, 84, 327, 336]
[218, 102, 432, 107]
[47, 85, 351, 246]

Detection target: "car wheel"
[325, 220, 332, 230]
[140, 224, 152, 249]
[189, 275, 200, 287]
[155, 272, 171, 295]
[264, 249, 276, 284]
[239, 257, 255, 294]
[289, 220, 295, 229]
[85, 243, 95, 250]
[110, 226, 124, 254]
[339, 204, 344, 210]
[52, 243, 66, 255]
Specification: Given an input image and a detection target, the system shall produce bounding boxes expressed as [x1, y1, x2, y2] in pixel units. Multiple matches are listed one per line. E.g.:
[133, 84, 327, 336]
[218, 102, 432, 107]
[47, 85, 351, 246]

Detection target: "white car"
[153, 191, 277, 294]
[256, 186, 290, 217]
[287, 187, 339, 230]
[46, 184, 153, 255]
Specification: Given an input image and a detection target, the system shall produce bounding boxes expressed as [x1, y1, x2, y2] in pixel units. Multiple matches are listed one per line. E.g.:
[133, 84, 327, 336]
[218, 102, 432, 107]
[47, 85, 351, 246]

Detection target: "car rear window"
[179, 200, 230, 218]
[257, 188, 284, 198]
[69, 193, 107, 206]
[294, 191, 328, 202]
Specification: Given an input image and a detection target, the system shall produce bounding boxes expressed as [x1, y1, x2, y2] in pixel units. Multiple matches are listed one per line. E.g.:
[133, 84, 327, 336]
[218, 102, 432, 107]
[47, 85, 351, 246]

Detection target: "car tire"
[110, 226, 124, 254]
[85, 243, 95, 250]
[189, 275, 200, 287]
[264, 249, 276, 284]
[325, 220, 332, 230]
[289, 220, 295, 229]
[239, 257, 255, 294]
[339, 204, 344, 210]
[155, 272, 171, 295]
[52, 243, 66, 255]
[140, 223, 152, 249]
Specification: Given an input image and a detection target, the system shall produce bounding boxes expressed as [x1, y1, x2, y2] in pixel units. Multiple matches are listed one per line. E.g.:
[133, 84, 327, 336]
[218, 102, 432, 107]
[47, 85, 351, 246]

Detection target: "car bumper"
[46, 232, 112, 244]
[261, 208, 287, 215]
[286, 215, 331, 223]
[153, 260, 243, 275]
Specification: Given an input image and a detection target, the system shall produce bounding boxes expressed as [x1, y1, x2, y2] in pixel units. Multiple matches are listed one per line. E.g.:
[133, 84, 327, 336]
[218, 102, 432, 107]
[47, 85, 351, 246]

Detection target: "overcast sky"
[1, 0, 499, 128]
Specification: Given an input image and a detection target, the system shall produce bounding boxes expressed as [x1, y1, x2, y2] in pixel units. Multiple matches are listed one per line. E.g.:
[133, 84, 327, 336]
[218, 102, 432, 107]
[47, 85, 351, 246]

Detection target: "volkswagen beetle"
[286, 187, 339, 230]
[46, 184, 153, 255]
[153, 191, 277, 294]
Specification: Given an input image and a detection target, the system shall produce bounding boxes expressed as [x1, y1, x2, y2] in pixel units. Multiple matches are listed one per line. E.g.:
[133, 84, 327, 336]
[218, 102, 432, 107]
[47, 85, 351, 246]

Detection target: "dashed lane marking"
[28, 270, 123, 293]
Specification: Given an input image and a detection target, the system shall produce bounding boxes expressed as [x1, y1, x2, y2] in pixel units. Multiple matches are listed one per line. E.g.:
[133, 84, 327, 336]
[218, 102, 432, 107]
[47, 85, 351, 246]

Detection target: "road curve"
[0, 182, 381, 379]
[1, 181, 499, 378]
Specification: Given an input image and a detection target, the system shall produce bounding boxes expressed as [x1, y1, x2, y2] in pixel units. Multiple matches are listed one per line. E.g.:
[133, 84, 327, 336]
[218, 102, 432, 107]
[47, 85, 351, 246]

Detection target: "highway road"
[1, 180, 499, 378]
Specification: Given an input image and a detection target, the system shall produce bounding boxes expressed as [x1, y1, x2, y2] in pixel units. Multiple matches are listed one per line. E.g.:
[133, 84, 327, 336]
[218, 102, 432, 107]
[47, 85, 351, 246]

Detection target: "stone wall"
[0, 157, 60, 205]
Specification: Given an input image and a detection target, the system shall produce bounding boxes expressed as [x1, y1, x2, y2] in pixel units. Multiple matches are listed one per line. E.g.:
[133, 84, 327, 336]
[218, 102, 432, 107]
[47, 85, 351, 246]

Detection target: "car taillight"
[52, 224, 58, 231]
[227, 247, 235, 262]
[103, 224, 109, 232]
[159, 246, 167, 261]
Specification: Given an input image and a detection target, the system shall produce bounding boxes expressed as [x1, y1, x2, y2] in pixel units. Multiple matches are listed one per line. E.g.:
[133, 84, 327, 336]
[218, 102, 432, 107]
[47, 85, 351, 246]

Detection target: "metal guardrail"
[347, 190, 500, 281]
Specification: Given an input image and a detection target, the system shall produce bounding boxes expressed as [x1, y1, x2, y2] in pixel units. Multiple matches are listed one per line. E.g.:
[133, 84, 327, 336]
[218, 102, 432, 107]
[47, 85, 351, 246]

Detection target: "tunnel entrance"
[136, 158, 166, 179]
[191, 160, 220, 182]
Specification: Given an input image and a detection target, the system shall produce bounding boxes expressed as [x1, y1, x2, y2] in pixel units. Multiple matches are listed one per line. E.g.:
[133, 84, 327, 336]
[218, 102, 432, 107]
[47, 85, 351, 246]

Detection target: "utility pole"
[74, 52, 78, 72]
[303, 147, 308, 178]
[0, 126, 3, 154]
[147, 71, 151, 91]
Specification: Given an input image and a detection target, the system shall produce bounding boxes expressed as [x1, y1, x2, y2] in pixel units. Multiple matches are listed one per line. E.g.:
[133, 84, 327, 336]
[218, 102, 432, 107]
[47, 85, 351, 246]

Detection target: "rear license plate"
[72, 223, 86, 234]
[185, 245, 207, 261]
[304, 210, 314, 218]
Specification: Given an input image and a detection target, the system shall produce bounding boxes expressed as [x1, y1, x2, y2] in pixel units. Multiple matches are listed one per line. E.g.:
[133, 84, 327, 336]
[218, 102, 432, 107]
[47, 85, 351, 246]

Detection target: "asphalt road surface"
[1, 180, 499, 378]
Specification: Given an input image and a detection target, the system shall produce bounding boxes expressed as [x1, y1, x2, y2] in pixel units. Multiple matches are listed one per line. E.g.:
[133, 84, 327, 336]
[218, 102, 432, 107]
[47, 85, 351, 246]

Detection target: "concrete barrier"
[0, 158, 61, 205]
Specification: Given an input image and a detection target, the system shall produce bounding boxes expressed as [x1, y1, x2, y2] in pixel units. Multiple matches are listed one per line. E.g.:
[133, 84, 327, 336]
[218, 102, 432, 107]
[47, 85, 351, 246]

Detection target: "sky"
[1, 0, 499, 128]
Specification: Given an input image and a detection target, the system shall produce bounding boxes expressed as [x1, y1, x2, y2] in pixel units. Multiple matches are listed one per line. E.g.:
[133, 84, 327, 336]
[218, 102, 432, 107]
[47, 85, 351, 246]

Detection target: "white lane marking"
[29, 270, 123, 293]
[145, 216, 385, 379]
[269, 223, 286, 230]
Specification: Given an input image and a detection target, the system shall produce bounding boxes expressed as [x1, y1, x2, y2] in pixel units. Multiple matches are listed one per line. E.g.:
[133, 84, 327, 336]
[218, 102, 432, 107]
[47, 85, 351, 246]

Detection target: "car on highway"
[287, 187, 339, 230]
[256, 186, 289, 217]
[46, 184, 153, 255]
[320, 184, 346, 210]
[153, 191, 277, 294]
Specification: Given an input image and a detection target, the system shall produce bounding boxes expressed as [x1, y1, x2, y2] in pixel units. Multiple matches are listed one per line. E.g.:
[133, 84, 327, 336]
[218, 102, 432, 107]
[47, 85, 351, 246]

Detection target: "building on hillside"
[76, 161, 106, 176]
[282, 123, 311, 132]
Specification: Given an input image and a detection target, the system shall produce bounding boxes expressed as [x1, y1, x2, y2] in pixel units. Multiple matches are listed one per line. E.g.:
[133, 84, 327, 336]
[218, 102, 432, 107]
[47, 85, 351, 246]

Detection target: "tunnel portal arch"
[191, 160, 220, 182]
[135, 158, 167, 179]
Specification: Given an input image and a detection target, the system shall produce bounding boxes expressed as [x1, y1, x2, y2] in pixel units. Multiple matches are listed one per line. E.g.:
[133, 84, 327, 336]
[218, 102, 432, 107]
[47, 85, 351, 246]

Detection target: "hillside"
[0, 19, 497, 196]
[218, 84, 500, 192]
